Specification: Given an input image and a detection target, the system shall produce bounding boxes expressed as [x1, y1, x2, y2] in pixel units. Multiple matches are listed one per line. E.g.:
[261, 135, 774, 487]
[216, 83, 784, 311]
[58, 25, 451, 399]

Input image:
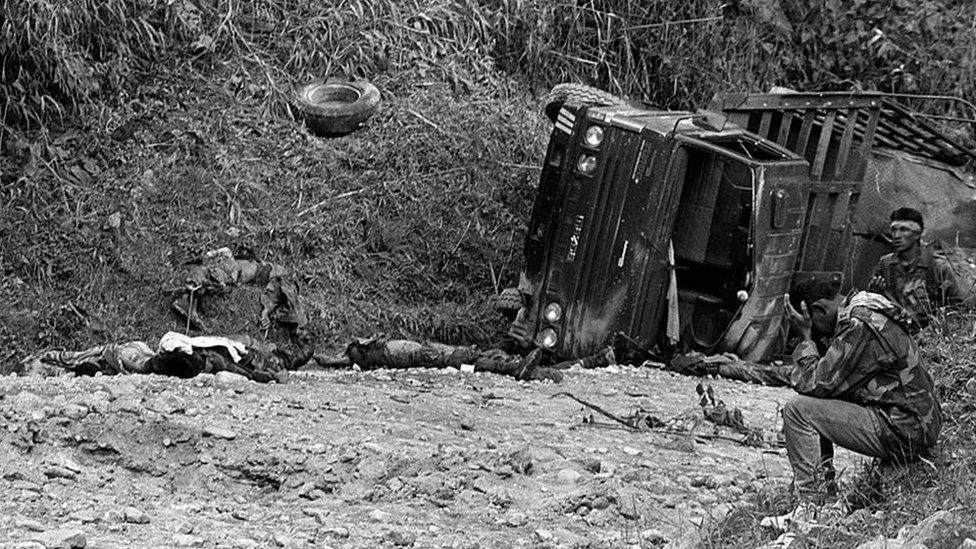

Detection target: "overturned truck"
[502, 89, 976, 362]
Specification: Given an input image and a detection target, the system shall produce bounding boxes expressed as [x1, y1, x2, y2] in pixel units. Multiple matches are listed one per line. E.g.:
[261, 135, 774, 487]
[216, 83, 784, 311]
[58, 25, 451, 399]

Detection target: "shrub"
[0, 0, 180, 134]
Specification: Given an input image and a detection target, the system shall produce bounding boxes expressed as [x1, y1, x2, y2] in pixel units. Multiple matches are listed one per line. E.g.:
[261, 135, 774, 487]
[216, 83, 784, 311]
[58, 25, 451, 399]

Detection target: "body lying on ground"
[316, 335, 616, 383]
[18, 332, 312, 383]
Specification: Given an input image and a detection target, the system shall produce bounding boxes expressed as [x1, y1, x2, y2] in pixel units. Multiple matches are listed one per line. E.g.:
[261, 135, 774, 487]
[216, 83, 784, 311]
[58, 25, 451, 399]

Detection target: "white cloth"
[158, 332, 247, 363]
[666, 241, 681, 344]
[838, 291, 894, 324]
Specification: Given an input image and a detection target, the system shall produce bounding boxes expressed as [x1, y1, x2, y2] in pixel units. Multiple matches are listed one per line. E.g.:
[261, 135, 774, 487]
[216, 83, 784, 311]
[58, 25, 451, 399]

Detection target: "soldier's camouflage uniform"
[867, 246, 962, 327]
[783, 293, 942, 498]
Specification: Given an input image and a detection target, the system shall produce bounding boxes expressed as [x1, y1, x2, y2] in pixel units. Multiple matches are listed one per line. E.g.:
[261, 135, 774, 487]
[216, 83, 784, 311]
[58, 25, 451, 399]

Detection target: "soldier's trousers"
[782, 395, 921, 500]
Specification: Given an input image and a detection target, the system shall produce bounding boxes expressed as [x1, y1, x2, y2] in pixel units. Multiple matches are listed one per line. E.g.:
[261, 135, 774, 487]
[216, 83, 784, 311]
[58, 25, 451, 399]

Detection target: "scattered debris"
[554, 386, 770, 448]
[697, 382, 766, 446]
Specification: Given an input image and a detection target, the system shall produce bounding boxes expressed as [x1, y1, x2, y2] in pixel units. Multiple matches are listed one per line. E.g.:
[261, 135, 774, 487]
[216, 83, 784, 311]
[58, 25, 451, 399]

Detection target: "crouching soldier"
[868, 207, 963, 327]
[763, 290, 942, 531]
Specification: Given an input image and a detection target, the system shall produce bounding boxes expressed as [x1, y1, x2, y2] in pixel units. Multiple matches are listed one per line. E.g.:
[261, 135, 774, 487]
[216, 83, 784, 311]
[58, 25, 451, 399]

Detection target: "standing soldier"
[868, 207, 962, 327]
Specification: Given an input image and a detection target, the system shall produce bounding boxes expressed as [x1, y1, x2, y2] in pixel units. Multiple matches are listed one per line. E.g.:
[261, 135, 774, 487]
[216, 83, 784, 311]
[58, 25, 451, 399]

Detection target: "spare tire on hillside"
[542, 83, 630, 123]
[294, 80, 380, 137]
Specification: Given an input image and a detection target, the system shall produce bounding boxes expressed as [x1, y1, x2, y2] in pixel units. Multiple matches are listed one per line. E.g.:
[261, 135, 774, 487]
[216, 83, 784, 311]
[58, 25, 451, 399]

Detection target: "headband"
[890, 220, 922, 233]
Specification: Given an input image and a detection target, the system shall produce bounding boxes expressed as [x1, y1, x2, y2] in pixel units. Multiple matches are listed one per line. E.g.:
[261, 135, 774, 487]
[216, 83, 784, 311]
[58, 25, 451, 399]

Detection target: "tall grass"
[6, 0, 976, 139]
[0, 0, 173, 134]
[485, 0, 976, 117]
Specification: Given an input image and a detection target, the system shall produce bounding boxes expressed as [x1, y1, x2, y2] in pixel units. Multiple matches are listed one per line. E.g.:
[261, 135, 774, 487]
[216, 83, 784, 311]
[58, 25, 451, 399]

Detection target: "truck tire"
[542, 83, 629, 123]
[294, 80, 380, 137]
[493, 288, 523, 320]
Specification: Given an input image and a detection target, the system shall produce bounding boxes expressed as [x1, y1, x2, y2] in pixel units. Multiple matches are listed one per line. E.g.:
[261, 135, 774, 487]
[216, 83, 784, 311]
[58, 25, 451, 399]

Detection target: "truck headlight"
[539, 327, 559, 348]
[543, 302, 563, 322]
[577, 154, 597, 175]
[584, 126, 605, 147]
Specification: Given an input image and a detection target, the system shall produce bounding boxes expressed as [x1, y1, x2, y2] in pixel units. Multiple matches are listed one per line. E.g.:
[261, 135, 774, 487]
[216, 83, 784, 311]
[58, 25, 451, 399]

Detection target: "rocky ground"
[0, 362, 869, 549]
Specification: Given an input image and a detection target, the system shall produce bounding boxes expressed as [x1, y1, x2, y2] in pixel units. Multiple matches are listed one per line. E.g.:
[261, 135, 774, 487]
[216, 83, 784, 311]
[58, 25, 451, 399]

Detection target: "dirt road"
[0, 365, 861, 548]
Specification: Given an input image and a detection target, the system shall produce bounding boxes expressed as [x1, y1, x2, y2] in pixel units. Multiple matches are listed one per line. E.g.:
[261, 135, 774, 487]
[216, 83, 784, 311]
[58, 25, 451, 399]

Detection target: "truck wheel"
[294, 80, 380, 137]
[542, 83, 629, 123]
[493, 288, 523, 320]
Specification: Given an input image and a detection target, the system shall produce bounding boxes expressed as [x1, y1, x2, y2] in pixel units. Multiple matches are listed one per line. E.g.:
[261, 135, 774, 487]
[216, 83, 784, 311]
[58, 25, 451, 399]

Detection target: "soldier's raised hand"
[784, 293, 813, 341]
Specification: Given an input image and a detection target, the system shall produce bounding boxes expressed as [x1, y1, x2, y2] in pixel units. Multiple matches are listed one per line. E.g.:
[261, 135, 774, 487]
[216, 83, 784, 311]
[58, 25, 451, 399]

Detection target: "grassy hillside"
[1, 0, 553, 360]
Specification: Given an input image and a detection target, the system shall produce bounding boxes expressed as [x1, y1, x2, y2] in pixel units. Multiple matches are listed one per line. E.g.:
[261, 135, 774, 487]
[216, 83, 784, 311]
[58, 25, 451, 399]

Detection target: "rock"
[382, 530, 417, 547]
[705, 474, 734, 489]
[30, 528, 87, 548]
[577, 458, 601, 473]
[534, 528, 554, 541]
[368, 509, 392, 522]
[112, 395, 144, 414]
[202, 424, 237, 440]
[960, 539, 976, 549]
[699, 493, 718, 506]
[106, 381, 138, 400]
[214, 371, 250, 391]
[43, 466, 77, 480]
[709, 503, 732, 521]
[966, 377, 976, 396]
[895, 510, 976, 549]
[502, 512, 528, 527]
[172, 534, 206, 547]
[322, 526, 350, 538]
[103, 509, 125, 524]
[618, 494, 641, 520]
[505, 446, 534, 475]
[146, 393, 187, 415]
[755, 533, 798, 549]
[854, 510, 976, 549]
[663, 527, 701, 549]
[232, 538, 259, 549]
[67, 509, 99, 523]
[642, 529, 667, 544]
[553, 528, 581, 546]
[622, 446, 641, 456]
[60, 403, 90, 420]
[123, 506, 150, 524]
[556, 469, 582, 485]
[302, 507, 330, 524]
[10, 542, 46, 549]
[356, 456, 389, 482]
[15, 517, 45, 531]
[472, 476, 514, 506]
[589, 495, 613, 510]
